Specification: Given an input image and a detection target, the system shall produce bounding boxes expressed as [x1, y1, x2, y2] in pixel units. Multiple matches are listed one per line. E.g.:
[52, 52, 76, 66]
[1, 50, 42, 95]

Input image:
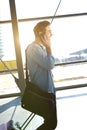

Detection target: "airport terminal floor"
[0, 72, 87, 130]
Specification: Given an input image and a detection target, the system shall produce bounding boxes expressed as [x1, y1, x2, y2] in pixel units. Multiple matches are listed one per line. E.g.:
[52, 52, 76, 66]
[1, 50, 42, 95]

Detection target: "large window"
[0, 0, 87, 96]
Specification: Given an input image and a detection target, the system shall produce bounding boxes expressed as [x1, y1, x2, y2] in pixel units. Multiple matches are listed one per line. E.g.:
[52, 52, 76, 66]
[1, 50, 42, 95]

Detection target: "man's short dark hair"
[33, 20, 50, 37]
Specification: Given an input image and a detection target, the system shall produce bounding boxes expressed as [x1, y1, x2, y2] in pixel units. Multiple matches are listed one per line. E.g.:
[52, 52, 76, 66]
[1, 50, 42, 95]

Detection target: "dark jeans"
[37, 95, 57, 130]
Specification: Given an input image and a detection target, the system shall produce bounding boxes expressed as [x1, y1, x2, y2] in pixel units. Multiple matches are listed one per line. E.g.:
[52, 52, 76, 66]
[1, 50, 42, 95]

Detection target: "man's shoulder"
[26, 42, 34, 50]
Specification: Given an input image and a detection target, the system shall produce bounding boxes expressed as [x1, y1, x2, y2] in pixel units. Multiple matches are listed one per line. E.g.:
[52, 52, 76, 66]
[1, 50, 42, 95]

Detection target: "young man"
[26, 20, 58, 130]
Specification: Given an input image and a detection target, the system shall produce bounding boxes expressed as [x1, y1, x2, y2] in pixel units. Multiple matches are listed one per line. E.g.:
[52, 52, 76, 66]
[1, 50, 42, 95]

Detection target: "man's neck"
[35, 38, 43, 47]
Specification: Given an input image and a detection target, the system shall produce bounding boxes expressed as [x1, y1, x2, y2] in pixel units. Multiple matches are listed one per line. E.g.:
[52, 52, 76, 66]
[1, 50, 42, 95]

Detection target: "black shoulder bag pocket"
[21, 48, 55, 117]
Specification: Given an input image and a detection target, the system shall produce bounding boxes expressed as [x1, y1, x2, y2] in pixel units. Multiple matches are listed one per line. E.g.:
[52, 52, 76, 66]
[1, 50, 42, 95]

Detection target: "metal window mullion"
[9, 0, 26, 95]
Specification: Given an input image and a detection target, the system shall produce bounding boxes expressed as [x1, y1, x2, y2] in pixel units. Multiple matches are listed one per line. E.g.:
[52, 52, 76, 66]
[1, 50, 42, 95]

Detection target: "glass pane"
[0, 0, 11, 20]
[15, 0, 59, 18]
[57, 0, 87, 15]
[53, 62, 87, 88]
[15, 0, 87, 19]
[51, 16, 87, 63]
[0, 24, 16, 61]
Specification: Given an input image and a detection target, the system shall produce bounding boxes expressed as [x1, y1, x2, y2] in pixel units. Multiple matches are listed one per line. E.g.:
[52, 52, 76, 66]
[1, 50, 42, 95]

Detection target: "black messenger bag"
[21, 80, 55, 116]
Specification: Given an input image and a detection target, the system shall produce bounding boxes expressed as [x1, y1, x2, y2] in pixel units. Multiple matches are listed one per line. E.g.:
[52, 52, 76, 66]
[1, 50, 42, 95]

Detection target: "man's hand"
[40, 35, 51, 48]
